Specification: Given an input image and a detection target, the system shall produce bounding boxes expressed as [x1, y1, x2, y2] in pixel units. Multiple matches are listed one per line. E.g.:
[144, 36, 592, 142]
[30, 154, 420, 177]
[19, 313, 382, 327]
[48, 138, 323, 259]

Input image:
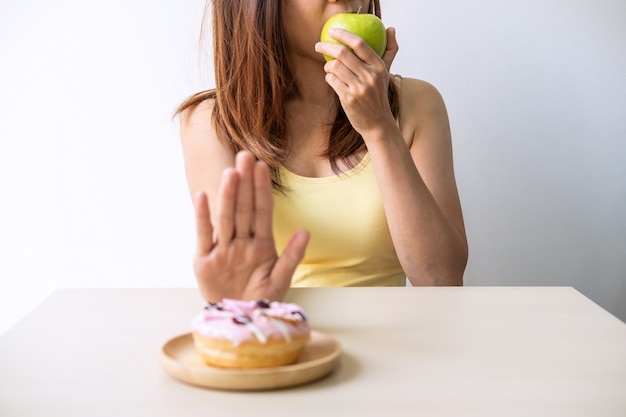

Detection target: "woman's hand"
[193, 151, 309, 303]
[315, 27, 399, 136]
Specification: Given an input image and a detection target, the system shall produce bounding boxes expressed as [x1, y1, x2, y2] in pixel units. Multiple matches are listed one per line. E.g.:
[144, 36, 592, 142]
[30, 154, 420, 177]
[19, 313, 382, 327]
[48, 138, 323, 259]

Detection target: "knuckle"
[353, 38, 367, 50]
[325, 60, 338, 72]
[235, 201, 252, 213]
[336, 48, 351, 59]
[343, 94, 357, 106]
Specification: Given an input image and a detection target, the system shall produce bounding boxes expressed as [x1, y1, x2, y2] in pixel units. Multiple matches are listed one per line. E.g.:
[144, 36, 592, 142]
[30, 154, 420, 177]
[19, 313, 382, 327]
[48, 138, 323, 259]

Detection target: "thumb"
[270, 229, 310, 285]
[383, 27, 399, 71]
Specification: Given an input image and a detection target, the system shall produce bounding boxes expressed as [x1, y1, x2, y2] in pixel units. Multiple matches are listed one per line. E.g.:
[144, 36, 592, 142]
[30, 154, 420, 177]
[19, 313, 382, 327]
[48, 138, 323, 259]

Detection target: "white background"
[1, 0, 625, 335]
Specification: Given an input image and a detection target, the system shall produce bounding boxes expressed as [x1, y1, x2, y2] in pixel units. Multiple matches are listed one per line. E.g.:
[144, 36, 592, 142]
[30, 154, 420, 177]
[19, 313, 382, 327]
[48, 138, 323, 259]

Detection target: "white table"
[1, 287, 625, 416]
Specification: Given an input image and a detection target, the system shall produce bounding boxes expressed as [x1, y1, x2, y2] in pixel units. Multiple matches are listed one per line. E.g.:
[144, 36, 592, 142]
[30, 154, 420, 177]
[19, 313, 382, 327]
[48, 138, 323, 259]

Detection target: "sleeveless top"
[272, 153, 406, 287]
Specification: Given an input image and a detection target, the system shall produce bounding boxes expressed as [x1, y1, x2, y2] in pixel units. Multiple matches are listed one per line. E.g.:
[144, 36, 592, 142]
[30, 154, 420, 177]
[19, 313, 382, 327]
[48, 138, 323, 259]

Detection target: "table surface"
[1, 287, 625, 417]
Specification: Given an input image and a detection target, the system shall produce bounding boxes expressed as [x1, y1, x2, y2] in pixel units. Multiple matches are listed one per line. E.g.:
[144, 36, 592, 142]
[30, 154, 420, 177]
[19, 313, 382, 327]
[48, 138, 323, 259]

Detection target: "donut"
[191, 298, 310, 369]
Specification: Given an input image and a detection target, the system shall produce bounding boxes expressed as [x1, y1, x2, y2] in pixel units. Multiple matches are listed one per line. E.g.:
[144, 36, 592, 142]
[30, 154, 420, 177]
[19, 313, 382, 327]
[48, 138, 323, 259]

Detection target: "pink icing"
[191, 299, 310, 346]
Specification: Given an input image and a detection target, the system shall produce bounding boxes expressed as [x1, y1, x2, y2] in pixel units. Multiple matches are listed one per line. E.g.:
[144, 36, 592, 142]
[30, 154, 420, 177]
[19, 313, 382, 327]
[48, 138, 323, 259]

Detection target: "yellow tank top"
[272, 153, 406, 287]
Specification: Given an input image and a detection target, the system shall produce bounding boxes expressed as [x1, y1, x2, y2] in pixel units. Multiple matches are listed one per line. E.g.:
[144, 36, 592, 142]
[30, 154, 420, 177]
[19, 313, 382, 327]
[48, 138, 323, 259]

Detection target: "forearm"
[365, 123, 468, 285]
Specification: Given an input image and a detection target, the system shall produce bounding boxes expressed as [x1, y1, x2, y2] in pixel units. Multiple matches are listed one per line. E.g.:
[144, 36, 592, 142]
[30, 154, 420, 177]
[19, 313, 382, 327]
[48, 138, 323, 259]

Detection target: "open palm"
[193, 151, 309, 303]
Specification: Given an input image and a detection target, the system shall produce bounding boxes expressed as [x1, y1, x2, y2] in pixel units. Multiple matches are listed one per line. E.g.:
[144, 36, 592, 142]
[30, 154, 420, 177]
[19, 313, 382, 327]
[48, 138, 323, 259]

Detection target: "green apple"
[320, 13, 387, 61]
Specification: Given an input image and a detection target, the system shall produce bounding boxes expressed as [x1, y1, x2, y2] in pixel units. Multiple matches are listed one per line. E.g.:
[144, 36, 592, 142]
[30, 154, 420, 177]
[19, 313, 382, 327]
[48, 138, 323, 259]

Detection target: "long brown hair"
[175, 0, 398, 188]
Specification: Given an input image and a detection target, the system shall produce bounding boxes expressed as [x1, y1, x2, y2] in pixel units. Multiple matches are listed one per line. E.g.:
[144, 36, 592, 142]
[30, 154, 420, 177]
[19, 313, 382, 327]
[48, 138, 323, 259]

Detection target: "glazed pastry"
[191, 298, 310, 369]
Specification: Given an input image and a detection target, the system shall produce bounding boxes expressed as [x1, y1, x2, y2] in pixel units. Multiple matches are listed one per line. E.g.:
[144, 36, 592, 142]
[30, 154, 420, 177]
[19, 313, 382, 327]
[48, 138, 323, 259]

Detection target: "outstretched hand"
[193, 151, 309, 303]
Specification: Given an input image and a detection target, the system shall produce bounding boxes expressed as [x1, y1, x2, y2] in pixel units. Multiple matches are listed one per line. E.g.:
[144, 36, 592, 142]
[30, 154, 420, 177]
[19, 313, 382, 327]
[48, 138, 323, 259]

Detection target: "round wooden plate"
[160, 330, 341, 391]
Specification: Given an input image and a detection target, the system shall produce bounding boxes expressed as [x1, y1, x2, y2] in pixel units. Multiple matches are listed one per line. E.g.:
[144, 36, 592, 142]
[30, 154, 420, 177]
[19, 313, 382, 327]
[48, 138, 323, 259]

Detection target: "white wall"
[1, 0, 625, 335]
[385, 0, 626, 320]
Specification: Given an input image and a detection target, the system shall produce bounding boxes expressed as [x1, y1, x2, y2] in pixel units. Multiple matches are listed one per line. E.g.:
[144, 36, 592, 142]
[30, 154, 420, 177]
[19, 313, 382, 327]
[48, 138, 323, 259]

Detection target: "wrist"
[360, 116, 401, 147]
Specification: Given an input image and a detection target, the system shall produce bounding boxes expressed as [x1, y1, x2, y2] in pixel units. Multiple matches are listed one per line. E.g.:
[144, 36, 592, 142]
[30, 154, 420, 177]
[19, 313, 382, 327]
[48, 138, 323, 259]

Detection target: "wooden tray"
[160, 330, 341, 391]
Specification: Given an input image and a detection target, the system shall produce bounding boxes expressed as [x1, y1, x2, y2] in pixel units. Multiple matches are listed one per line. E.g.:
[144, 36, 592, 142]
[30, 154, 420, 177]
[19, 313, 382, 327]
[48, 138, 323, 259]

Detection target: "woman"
[176, 0, 468, 303]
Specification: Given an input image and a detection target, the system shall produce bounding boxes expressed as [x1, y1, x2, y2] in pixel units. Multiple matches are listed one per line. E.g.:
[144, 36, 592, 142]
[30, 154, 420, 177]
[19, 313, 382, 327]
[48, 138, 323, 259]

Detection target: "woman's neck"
[290, 57, 336, 106]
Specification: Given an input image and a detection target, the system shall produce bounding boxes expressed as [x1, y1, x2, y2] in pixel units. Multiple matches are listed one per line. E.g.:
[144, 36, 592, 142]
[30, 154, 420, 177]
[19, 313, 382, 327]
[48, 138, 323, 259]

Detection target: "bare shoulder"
[178, 97, 235, 201]
[179, 97, 231, 155]
[397, 77, 447, 112]
[395, 76, 451, 149]
[180, 98, 216, 137]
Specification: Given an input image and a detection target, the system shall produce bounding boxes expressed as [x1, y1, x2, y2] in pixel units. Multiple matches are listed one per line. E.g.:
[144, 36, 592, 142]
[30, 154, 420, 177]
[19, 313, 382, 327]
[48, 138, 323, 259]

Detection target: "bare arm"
[364, 80, 468, 285]
[180, 103, 309, 301]
[317, 28, 468, 285]
[179, 99, 234, 220]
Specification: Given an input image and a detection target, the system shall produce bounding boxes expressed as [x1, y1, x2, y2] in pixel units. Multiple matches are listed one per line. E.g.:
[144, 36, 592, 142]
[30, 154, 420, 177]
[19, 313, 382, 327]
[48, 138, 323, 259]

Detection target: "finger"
[325, 28, 381, 63]
[194, 191, 214, 256]
[234, 151, 255, 239]
[215, 167, 239, 245]
[271, 229, 310, 283]
[382, 27, 399, 71]
[324, 71, 350, 98]
[323, 57, 358, 87]
[316, 40, 364, 71]
[316, 39, 352, 62]
[253, 159, 274, 240]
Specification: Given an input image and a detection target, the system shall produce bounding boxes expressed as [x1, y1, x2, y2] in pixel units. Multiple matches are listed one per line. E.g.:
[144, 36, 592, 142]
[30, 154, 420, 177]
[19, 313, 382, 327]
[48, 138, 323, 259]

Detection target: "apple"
[320, 13, 387, 61]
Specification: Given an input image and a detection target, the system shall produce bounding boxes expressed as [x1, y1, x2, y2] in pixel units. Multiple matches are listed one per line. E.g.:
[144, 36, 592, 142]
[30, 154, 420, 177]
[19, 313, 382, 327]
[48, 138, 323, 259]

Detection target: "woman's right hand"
[316, 26, 399, 138]
[192, 151, 309, 303]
